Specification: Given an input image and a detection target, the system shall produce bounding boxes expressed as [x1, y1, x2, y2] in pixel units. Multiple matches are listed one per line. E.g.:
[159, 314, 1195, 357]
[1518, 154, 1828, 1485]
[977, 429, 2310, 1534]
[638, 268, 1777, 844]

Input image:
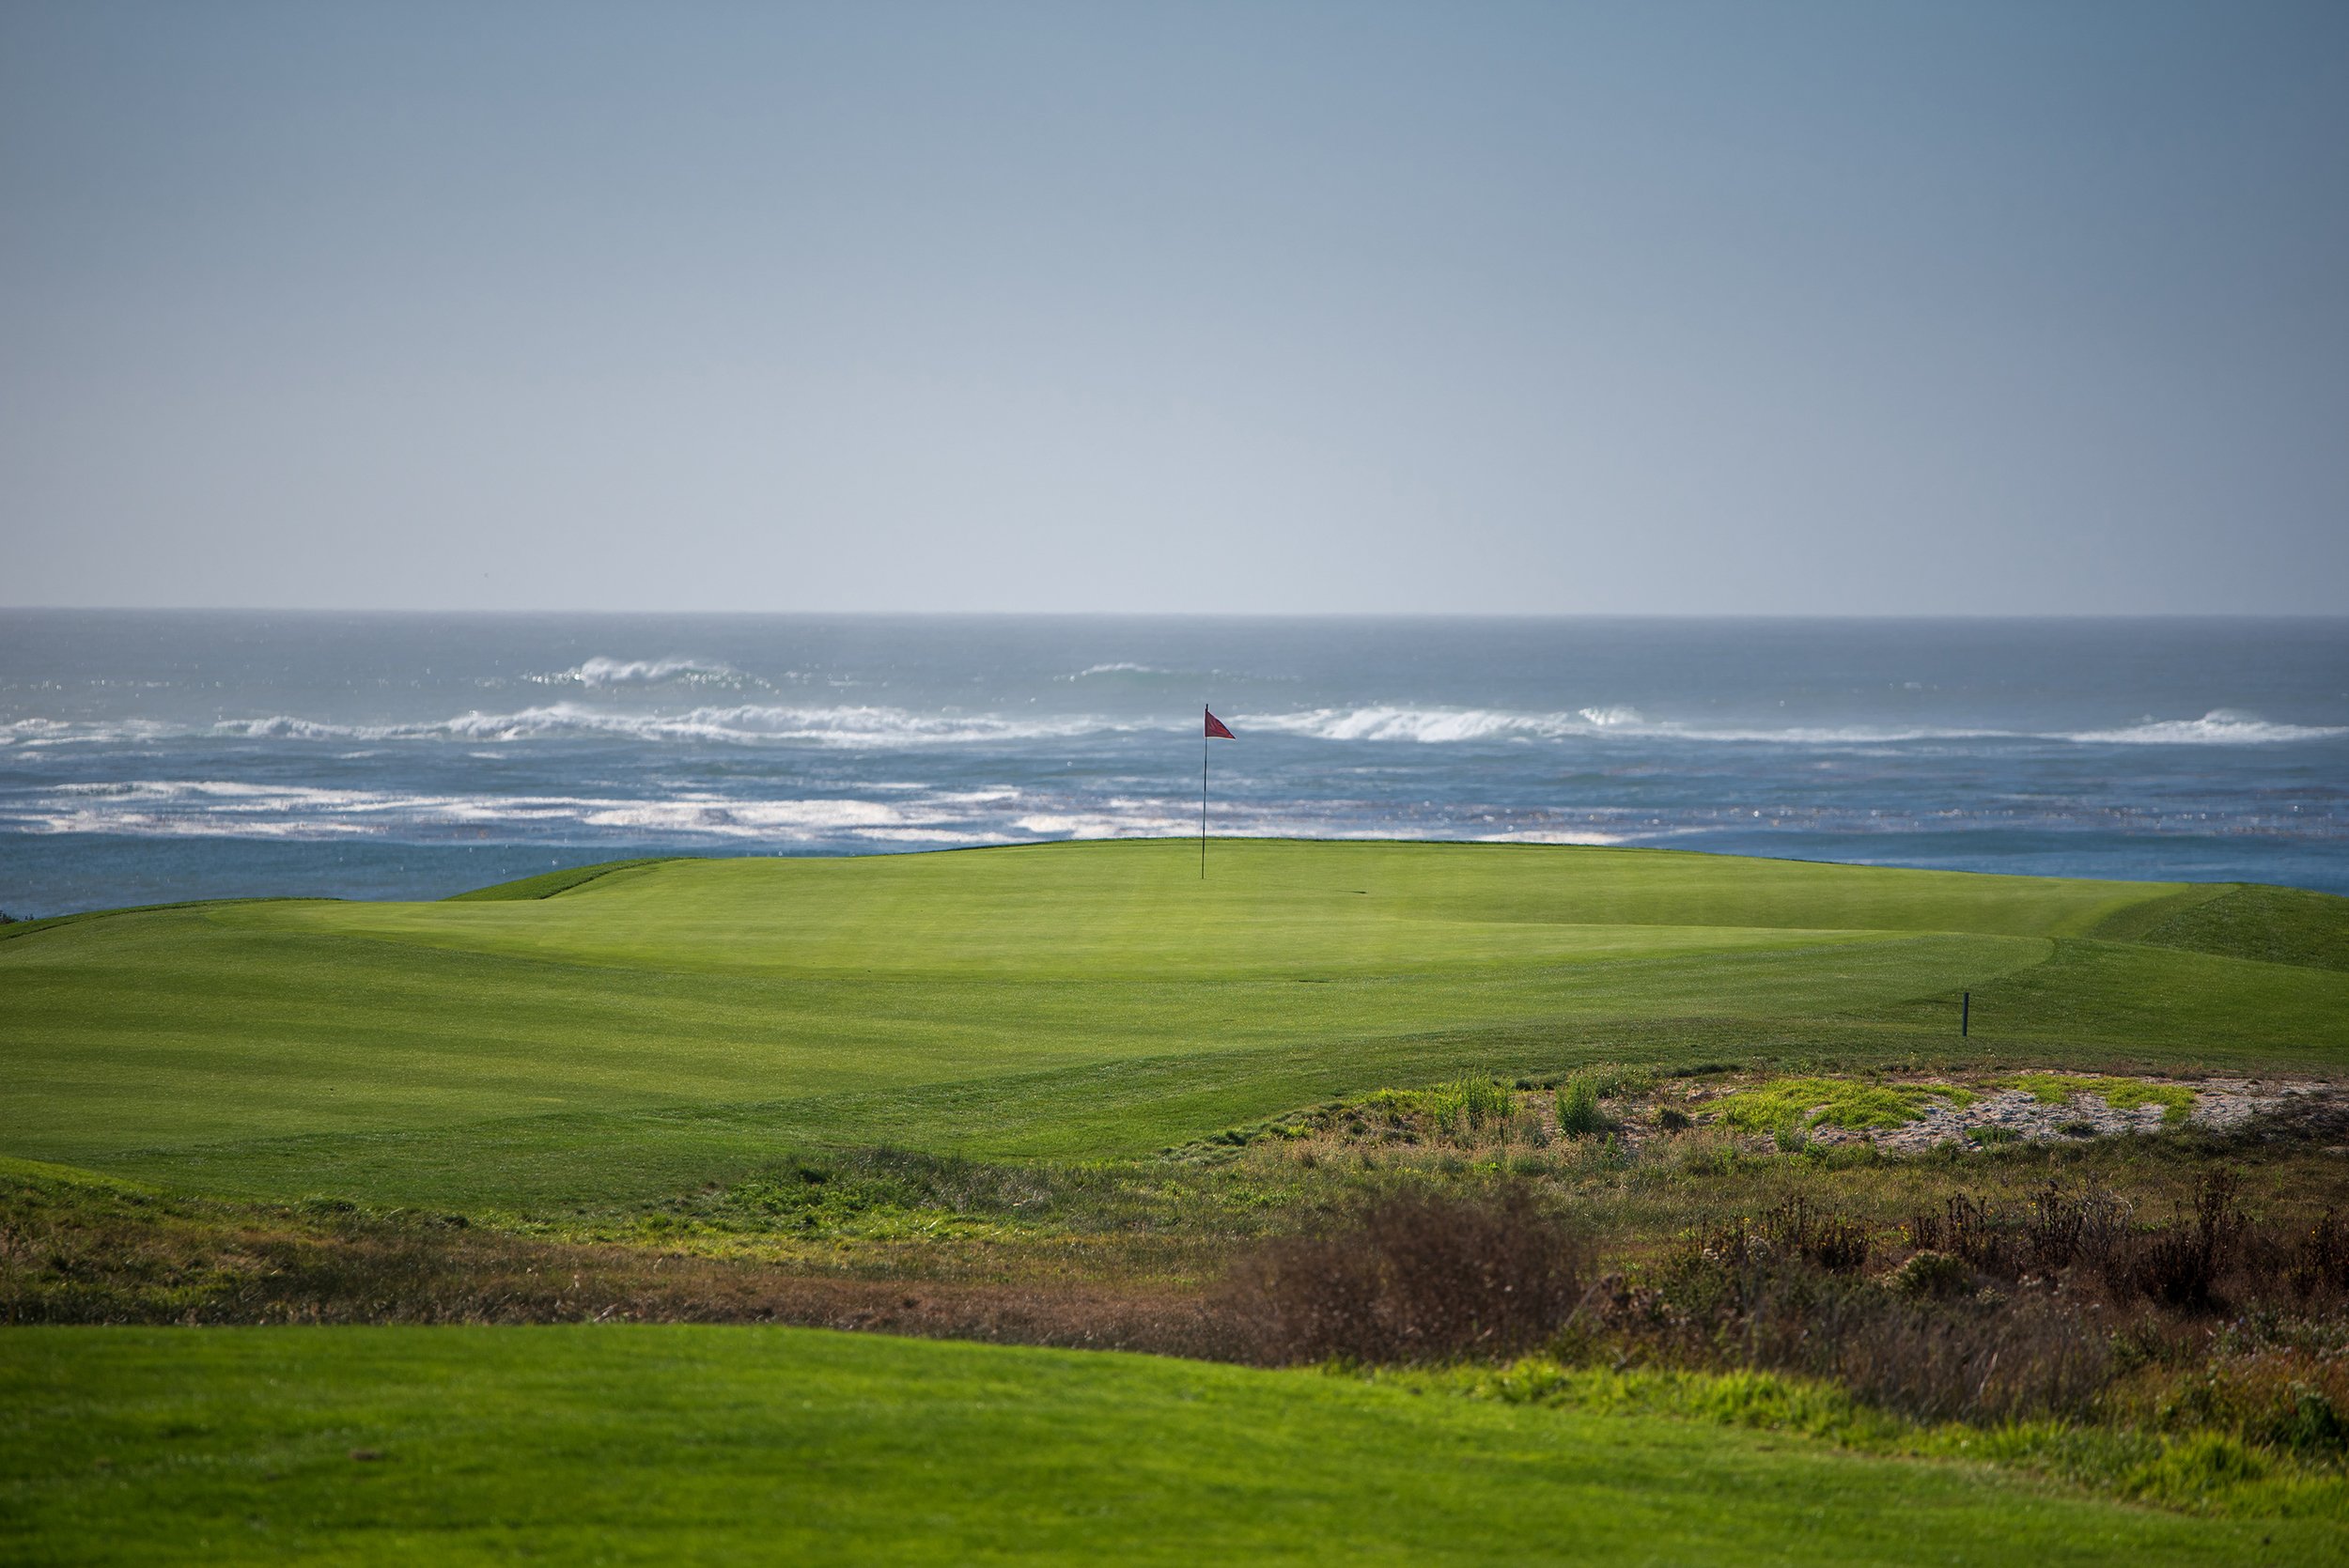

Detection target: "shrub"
[1215, 1187, 1588, 1365]
[1886, 1250, 1971, 1300]
[2025, 1181, 2130, 1273]
[2133, 1170, 2244, 1311]
[2287, 1209, 2349, 1302]
[1829, 1291, 2111, 1423]
[1760, 1196, 1871, 1274]
[1627, 1224, 2111, 1424]
[1936, 1193, 2020, 1277]
[2160, 1351, 2349, 1460]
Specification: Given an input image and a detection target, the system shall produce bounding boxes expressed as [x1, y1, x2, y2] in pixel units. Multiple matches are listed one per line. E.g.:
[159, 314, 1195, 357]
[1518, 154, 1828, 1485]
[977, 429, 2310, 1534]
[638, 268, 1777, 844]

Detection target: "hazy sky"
[4, 1, 2345, 614]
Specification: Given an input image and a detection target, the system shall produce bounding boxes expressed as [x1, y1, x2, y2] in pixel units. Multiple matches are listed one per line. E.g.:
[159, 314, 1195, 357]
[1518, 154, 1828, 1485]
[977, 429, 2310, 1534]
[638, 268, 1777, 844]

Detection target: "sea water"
[2, 612, 2344, 914]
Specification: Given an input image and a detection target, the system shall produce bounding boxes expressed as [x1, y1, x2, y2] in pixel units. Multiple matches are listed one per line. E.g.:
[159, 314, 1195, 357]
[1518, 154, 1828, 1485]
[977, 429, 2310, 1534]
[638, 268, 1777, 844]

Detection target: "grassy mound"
[2118, 884, 2349, 973]
[3, 840, 2344, 1213]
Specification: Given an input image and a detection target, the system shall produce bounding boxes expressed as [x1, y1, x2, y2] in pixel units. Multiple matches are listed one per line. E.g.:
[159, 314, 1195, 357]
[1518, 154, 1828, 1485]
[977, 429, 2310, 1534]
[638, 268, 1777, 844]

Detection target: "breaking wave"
[2062, 710, 2349, 746]
[536, 655, 744, 688]
[8, 781, 1038, 842]
[10, 704, 2344, 753]
[207, 705, 1158, 748]
[3, 717, 179, 747]
[1242, 704, 2348, 748]
[1248, 706, 1586, 744]
[1244, 706, 2012, 746]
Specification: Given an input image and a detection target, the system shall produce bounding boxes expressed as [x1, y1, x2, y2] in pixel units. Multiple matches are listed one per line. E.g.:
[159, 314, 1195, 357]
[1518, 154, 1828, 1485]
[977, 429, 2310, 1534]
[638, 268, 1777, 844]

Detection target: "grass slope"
[2, 1326, 2329, 1566]
[5, 841, 2345, 1213]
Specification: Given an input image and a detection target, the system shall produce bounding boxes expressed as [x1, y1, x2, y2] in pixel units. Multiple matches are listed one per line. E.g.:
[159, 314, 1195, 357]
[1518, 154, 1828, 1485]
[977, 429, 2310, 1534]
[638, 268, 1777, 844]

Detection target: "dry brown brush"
[1211, 1188, 1589, 1365]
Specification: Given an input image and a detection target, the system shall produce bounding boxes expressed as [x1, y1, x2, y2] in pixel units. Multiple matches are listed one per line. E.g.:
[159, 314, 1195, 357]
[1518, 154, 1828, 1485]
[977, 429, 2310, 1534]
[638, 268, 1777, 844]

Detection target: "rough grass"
[1459, 1360, 2349, 1518]
[1707, 1077, 1975, 1137]
[1556, 1078, 1611, 1137]
[1999, 1074, 2199, 1126]
[1361, 1077, 1519, 1140]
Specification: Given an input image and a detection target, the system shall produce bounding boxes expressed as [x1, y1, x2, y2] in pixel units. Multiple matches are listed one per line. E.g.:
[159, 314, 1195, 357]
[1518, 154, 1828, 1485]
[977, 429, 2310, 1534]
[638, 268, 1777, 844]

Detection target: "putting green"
[4, 841, 2343, 1212]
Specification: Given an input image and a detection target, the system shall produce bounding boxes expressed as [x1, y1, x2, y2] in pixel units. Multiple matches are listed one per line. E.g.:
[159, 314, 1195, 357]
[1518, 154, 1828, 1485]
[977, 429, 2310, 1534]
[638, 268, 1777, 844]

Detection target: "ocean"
[3, 612, 2344, 915]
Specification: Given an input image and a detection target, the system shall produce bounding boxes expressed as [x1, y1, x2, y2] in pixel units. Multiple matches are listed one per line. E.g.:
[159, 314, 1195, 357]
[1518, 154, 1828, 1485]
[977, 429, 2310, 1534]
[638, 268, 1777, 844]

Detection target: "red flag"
[1204, 708, 1235, 739]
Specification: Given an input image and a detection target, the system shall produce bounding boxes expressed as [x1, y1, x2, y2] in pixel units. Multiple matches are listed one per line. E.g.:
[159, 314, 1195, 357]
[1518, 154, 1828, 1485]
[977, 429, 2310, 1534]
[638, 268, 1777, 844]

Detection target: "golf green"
[4, 841, 2342, 1212]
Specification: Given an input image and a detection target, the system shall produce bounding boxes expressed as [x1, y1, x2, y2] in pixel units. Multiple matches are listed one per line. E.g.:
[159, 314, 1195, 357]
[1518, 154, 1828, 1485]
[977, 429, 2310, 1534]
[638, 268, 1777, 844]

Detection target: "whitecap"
[2063, 710, 2348, 746]
[1472, 829, 1628, 846]
[530, 655, 743, 688]
[1247, 706, 1582, 744]
[1011, 810, 1196, 837]
[1243, 706, 2025, 746]
[189, 704, 1159, 749]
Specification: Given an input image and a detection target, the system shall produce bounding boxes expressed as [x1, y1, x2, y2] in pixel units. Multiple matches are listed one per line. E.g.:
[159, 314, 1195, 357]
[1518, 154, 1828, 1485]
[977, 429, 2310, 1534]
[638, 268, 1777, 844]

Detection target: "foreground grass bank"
[2, 1325, 2334, 1566]
[5, 841, 2344, 1213]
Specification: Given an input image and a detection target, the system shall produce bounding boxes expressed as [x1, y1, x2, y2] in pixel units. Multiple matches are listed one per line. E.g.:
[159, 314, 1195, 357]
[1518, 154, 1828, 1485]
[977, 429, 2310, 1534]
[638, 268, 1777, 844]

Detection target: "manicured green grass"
[4, 841, 2344, 1214]
[0, 1326, 2330, 1566]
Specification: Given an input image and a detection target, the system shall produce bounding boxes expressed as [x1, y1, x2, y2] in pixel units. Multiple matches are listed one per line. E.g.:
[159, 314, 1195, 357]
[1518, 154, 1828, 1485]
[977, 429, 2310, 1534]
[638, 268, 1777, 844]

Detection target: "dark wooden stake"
[1961, 990, 1970, 1037]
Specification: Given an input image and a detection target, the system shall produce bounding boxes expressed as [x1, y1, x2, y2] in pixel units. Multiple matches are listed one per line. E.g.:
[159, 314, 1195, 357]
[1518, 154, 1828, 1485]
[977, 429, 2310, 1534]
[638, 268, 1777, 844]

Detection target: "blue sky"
[4, 1, 2345, 613]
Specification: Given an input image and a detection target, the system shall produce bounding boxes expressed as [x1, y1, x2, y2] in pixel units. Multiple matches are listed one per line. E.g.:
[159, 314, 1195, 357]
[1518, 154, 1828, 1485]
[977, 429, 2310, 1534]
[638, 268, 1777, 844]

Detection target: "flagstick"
[1200, 712, 1208, 879]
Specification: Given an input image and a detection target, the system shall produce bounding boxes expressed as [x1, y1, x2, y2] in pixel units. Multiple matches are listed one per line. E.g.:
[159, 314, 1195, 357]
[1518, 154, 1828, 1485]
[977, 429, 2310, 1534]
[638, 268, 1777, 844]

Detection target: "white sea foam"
[17, 798, 389, 838]
[14, 706, 1159, 749]
[7, 778, 1026, 843]
[1663, 723, 2019, 745]
[218, 715, 367, 740]
[579, 799, 911, 833]
[1241, 703, 2344, 748]
[1248, 705, 1727, 743]
[2062, 710, 2349, 746]
[1473, 829, 1629, 846]
[191, 704, 1155, 749]
[1011, 810, 1196, 838]
[3, 717, 180, 747]
[0, 706, 2025, 750]
[515, 655, 747, 688]
[1248, 706, 1584, 744]
[11, 699, 2342, 756]
[846, 826, 1018, 845]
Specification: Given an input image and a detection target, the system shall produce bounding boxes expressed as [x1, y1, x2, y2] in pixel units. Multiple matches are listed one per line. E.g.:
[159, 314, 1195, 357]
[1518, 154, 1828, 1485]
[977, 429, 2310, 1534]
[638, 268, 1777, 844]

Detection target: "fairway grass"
[2, 1325, 2332, 1566]
[5, 840, 2345, 1212]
